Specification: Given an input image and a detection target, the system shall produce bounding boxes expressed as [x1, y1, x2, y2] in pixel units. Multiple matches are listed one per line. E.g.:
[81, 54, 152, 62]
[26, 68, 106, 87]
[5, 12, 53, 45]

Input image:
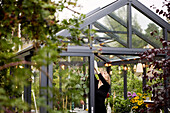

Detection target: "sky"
[55, 0, 168, 31]
[58, 0, 167, 19]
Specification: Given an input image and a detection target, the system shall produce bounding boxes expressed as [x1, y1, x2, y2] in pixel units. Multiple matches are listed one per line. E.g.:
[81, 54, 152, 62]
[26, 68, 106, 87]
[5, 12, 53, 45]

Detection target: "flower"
[128, 92, 148, 113]
[137, 100, 144, 106]
[145, 104, 148, 108]
[128, 91, 132, 97]
[132, 106, 138, 109]
[137, 93, 142, 97]
[106, 93, 110, 98]
[130, 98, 135, 103]
[132, 92, 137, 98]
[142, 96, 146, 99]
[128, 91, 132, 99]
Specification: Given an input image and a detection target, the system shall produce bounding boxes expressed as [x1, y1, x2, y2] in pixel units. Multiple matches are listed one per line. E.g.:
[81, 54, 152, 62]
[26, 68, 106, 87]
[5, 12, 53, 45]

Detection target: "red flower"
[106, 93, 110, 98]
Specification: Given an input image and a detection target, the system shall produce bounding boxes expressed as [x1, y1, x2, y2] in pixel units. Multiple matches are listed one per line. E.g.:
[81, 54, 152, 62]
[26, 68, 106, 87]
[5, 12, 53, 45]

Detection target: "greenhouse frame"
[16, 0, 170, 113]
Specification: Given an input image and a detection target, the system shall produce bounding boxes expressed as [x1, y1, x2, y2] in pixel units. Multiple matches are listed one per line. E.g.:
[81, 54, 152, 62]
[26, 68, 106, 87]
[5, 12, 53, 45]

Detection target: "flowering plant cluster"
[128, 92, 148, 113]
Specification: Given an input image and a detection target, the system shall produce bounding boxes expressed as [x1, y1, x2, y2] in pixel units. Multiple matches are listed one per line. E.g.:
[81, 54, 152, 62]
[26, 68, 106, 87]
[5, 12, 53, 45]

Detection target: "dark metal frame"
[60, 52, 95, 113]
[15, 0, 170, 113]
[24, 55, 32, 112]
[40, 54, 53, 113]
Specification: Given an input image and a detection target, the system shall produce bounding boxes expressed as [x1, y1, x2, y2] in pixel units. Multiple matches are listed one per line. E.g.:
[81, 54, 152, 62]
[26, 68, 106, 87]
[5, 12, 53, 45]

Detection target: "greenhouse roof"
[16, 0, 169, 65]
[57, 0, 169, 64]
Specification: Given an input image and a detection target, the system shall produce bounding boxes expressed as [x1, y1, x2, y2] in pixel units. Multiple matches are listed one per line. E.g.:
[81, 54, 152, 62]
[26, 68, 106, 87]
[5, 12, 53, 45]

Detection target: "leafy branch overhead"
[0, 0, 85, 112]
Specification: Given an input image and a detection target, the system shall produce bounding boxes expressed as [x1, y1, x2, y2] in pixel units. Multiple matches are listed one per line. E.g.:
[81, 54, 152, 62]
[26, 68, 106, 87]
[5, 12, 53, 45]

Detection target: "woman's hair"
[99, 68, 111, 85]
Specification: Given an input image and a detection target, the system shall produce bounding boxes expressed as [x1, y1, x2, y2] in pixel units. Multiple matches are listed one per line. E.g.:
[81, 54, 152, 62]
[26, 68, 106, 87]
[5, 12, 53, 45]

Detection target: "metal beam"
[123, 65, 127, 99]
[55, 0, 127, 37]
[58, 58, 149, 67]
[89, 54, 95, 113]
[59, 61, 87, 66]
[40, 54, 53, 113]
[93, 22, 127, 47]
[142, 65, 146, 93]
[108, 13, 160, 48]
[60, 52, 93, 57]
[24, 55, 31, 113]
[60, 46, 167, 58]
[40, 64, 47, 113]
[127, 2, 132, 48]
[88, 24, 93, 48]
[96, 30, 128, 34]
[131, 0, 170, 30]
[163, 28, 168, 41]
[61, 45, 147, 55]
[48, 63, 53, 108]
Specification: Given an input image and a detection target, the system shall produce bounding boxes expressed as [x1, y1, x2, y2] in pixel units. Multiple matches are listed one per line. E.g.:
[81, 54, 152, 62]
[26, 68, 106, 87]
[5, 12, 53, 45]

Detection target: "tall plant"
[141, 31, 170, 112]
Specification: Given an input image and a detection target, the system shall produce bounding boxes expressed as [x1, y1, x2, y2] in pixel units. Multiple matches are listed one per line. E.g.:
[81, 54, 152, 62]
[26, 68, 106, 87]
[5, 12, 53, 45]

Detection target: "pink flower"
[128, 91, 132, 97]
[132, 92, 137, 98]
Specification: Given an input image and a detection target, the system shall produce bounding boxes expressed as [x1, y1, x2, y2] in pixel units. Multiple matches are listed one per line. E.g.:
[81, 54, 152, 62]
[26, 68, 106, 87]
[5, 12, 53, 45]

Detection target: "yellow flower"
[134, 96, 139, 100]
[130, 99, 135, 103]
[137, 93, 142, 97]
[132, 106, 138, 109]
[143, 93, 147, 96]
[146, 104, 148, 108]
[137, 100, 144, 106]
[142, 96, 146, 99]
[133, 96, 139, 103]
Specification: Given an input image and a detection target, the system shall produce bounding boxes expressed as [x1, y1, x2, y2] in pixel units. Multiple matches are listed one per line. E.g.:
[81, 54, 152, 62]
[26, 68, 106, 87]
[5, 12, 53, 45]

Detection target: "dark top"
[95, 73, 110, 113]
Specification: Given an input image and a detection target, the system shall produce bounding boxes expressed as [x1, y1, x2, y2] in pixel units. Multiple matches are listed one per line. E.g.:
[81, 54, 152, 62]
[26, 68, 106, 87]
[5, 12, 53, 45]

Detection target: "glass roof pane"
[102, 55, 140, 62]
[132, 34, 147, 48]
[101, 55, 121, 61]
[132, 6, 163, 48]
[92, 5, 128, 48]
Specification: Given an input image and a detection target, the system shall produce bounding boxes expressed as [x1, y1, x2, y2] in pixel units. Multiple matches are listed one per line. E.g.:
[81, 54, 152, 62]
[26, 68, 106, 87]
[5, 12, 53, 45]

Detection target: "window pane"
[132, 6, 163, 48]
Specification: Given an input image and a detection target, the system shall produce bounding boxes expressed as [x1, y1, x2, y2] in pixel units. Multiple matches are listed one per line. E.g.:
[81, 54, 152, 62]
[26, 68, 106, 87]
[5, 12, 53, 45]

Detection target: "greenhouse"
[0, 0, 169, 113]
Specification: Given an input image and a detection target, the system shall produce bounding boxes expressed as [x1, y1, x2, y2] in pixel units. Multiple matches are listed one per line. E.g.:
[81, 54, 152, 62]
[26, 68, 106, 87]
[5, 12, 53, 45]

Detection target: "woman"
[94, 61, 111, 113]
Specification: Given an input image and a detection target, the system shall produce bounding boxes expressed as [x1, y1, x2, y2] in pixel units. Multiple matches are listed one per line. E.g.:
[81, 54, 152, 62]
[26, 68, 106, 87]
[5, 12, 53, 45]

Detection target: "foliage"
[150, 0, 170, 20]
[0, 0, 85, 112]
[111, 65, 143, 96]
[65, 67, 89, 104]
[141, 31, 170, 112]
[113, 96, 131, 113]
[141, 1, 170, 112]
[105, 93, 114, 108]
[52, 64, 89, 111]
[144, 23, 162, 47]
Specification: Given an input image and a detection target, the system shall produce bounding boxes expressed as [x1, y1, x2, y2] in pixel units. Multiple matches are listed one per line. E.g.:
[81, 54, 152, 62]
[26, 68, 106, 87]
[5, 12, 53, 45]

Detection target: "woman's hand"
[94, 60, 100, 74]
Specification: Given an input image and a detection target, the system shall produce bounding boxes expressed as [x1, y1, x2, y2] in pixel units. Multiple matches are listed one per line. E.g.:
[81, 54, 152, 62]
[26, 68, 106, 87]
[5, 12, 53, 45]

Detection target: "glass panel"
[113, 5, 127, 23]
[93, 5, 128, 48]
[101, 55, 121, 61]
[132, 6, 163, 48]
[132, 34, 148, 48]
[101, 55, 140, 62]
